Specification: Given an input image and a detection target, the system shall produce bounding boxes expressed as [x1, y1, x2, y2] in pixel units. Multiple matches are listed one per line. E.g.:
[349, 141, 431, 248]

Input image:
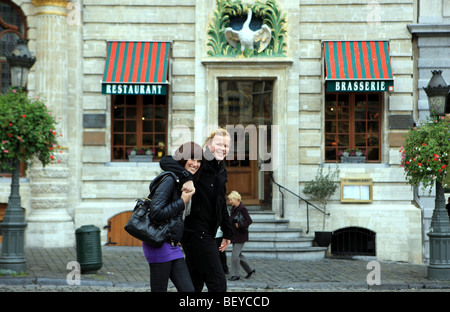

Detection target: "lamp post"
[0, 39, 36, 273]
[423, 70, 450, 279]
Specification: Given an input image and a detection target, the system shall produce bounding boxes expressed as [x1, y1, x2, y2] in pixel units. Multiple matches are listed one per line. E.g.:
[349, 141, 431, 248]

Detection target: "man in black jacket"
[160, 128, 233, 292]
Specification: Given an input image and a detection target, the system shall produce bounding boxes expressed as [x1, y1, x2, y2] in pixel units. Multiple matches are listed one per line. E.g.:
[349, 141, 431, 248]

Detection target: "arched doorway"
[105, 211, 142, 246]
[331, 227, 376, 256]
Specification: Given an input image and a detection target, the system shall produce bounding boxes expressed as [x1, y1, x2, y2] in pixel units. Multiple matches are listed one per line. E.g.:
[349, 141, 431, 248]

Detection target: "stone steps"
[237, 208, 327, 261]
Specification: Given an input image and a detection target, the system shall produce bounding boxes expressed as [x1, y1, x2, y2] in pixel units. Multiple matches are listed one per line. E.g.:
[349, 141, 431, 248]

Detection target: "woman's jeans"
[149, 258, 194, 292]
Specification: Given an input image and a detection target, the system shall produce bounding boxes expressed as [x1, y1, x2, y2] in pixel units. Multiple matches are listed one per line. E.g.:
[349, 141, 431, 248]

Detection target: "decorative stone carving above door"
[207, 0, 287, 58]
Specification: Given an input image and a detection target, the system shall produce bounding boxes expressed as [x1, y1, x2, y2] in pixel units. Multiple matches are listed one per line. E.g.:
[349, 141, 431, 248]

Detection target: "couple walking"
[142, 128, 234, 292]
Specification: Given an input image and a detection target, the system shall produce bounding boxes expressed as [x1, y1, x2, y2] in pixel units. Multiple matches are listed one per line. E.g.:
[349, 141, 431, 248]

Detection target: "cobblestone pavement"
[1, 246, 450, 292]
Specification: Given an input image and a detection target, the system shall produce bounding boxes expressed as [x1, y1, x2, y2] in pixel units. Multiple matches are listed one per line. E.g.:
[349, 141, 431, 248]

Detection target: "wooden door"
[226, 160, 258, 204]
[106, 211, 142, 246]
[219, 79, 273, 205]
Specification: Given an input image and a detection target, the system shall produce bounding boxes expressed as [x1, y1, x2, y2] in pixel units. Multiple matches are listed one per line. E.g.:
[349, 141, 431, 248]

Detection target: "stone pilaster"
[32, 0, 69, 140]
[26, 0, 74, 247]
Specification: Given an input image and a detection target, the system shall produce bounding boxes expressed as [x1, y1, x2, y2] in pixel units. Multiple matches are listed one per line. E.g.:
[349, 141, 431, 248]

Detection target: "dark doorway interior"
[331, 227, 376, 256]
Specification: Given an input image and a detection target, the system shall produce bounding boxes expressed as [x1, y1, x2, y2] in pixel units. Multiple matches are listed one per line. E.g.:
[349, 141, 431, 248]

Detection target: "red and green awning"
[323, 41, 394, 92]
[102, 41, 171, 95]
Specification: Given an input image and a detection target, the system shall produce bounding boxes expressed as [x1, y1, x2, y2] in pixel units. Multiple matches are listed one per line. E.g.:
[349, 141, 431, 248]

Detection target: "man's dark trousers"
[182, 230, 227, 292]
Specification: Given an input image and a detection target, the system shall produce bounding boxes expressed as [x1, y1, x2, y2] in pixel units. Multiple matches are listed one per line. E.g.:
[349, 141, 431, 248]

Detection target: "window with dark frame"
[325, 93, 382, 163]
[111, 94, 168, 161]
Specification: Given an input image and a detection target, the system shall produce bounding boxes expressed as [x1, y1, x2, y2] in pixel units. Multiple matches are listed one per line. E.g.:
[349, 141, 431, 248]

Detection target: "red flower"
[8, 122, 12, 126]
[422, 143, 427, 146]
[22, 114, 26, 118]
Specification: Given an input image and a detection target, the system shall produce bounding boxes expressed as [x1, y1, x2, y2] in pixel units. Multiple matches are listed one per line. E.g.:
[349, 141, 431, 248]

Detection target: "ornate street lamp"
[0, 39, 36, 272]
[424, 70, 450, 116]
[6, 39, 36, 91]
[423, 70, 450, 279]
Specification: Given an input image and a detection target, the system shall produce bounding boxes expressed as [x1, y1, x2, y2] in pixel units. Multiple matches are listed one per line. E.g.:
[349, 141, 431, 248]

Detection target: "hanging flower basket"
[400, 116, 450, 192]
[0, 89, 61, 171]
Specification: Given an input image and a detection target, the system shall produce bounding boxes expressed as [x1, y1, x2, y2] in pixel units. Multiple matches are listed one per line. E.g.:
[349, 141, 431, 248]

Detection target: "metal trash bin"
[75, 225, 102, 273]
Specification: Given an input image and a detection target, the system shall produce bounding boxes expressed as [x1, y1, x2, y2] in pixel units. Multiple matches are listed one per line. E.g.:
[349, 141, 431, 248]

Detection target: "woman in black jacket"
[228, 191, 255, 281]
[142, 142, 203, 292]
[159, 128, 233, 292]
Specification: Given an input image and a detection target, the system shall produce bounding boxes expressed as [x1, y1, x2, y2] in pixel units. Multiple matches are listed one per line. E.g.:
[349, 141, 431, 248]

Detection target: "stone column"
[26, 0, 74, 247]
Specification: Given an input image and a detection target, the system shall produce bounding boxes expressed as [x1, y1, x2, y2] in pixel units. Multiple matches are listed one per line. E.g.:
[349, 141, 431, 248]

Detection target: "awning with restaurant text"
[102, 41, 171, 95]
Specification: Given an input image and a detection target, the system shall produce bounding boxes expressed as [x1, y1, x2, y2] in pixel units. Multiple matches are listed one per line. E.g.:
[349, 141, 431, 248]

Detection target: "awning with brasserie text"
[323, 41, 394, 92]
[102, 41, 171, 95]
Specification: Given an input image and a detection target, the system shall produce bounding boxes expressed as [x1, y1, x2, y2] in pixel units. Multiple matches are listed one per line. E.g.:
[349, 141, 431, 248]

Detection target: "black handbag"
[232, 211, 246, 229]
[124, 172, 178, 247]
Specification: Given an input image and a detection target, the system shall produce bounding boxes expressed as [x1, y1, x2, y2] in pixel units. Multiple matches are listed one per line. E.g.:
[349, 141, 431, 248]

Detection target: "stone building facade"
[0, 0, 432, 263]
[408, 0, 450, 262]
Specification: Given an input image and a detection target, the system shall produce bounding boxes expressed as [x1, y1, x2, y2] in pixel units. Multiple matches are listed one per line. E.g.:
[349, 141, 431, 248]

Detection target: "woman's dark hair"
[174, 142, 204, 181]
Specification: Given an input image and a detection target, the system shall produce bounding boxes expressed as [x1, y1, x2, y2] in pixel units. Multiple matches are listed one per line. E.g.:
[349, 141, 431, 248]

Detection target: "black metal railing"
[268, 171, 329, 234]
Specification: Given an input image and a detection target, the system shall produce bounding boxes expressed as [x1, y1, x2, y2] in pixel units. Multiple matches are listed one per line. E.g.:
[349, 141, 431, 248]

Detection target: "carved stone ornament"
[207, 0, 287, 57]
[224, 9, 272, 57]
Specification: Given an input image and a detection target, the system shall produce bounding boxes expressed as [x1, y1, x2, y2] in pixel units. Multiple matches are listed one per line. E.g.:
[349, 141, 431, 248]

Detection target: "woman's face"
[184, 159, 201, 175]
[228, 197, 239, 207]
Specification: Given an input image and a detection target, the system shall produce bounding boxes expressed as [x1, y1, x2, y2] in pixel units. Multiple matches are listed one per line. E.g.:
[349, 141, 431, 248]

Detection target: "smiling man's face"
[209, 134, 230, 161]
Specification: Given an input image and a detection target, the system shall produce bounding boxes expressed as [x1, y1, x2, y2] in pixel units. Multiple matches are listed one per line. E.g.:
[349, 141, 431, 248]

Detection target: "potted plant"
[341, 148, 366, 163]
[303, 165, 340, 247]
[127, 147, 153, 162]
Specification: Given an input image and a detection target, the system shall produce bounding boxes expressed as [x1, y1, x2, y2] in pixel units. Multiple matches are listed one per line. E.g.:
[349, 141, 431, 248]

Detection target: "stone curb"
[4, 276, 450, 291]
